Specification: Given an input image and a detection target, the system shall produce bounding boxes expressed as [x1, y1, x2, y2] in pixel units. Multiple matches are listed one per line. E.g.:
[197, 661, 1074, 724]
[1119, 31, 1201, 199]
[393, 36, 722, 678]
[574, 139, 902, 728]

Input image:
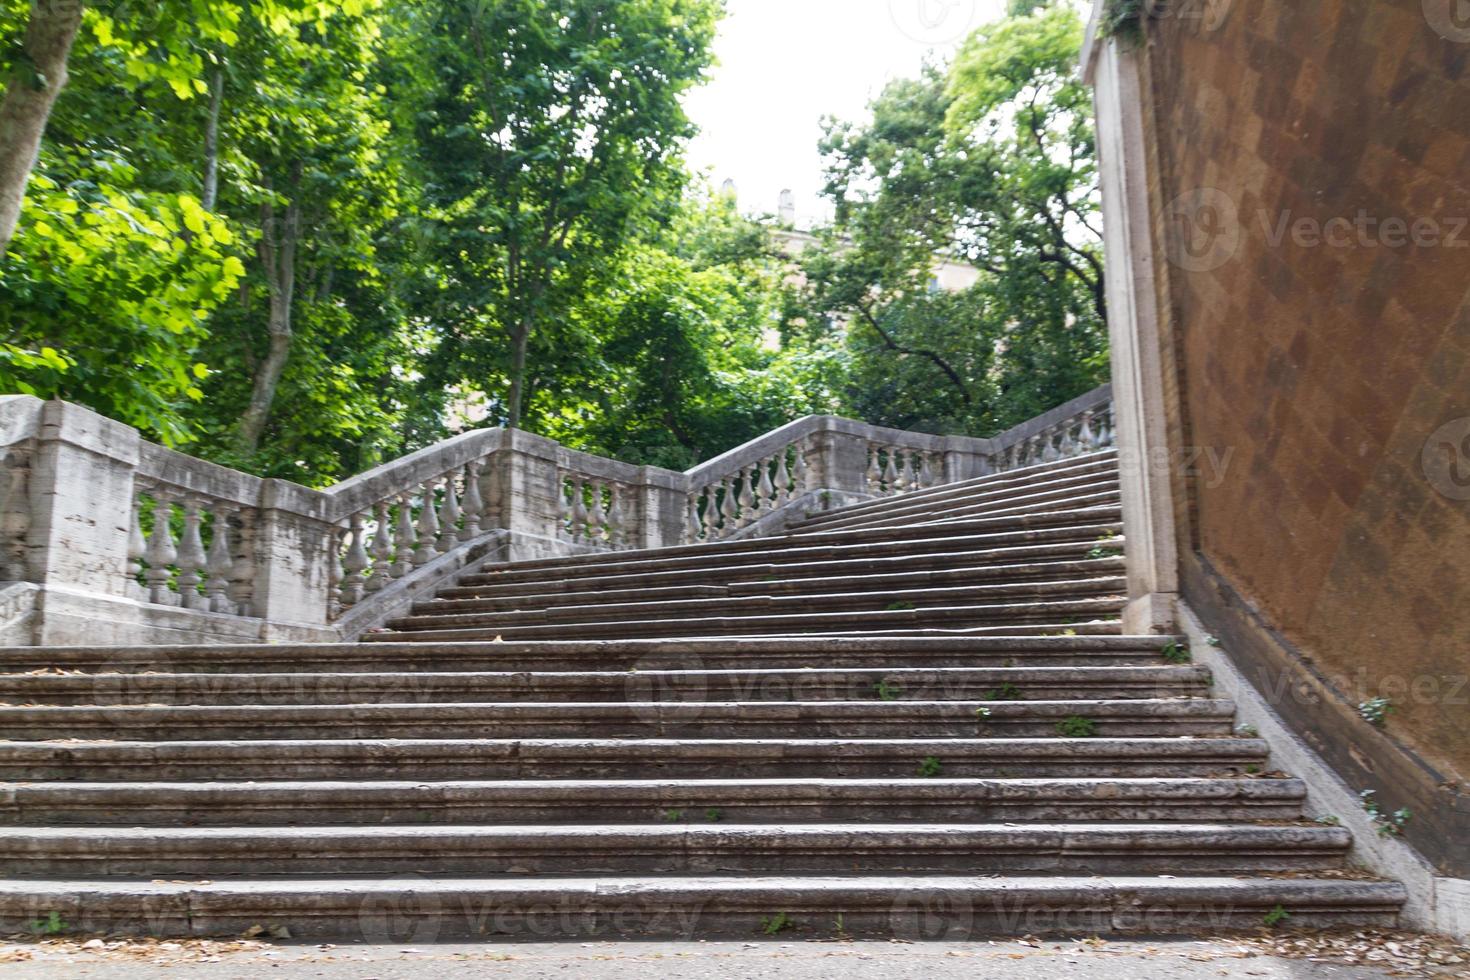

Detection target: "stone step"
[796, 469, 1122, 535]
[0, 874, 1402, 940]
[440, 534, 1125, 600]
[0, 665, 1210, 706]
[0, 698, 1234, 741]
[795, 452, 1119, 527]
[378, 596, 1129, 642]
[0, 777, 1306, 826]
[397, 577, 1128, 629]
[0, 736, 1269, 781]
[901, 488, 1122, 533]
[458, 509, 1122, 586]
[0, 635, 1178, 674]
[0, 823, 1351, 877]
[420, 557, 1126, 614]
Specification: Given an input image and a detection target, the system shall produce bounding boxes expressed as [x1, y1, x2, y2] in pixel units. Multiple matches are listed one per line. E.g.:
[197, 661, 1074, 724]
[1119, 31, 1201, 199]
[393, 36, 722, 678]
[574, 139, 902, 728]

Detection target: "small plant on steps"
[1159, 642, 1191, 664]
[1056, 716, 1099, 738]
[761, 911, 793, 935]
[917, 756, 944, 778]
[1359, 697, 1393, 726]
[1263, 905, 1291, 928]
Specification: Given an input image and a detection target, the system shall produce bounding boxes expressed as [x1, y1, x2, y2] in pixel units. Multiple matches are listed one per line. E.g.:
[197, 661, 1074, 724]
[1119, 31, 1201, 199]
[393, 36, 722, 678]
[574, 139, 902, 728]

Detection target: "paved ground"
[0, 937, 1438, 979]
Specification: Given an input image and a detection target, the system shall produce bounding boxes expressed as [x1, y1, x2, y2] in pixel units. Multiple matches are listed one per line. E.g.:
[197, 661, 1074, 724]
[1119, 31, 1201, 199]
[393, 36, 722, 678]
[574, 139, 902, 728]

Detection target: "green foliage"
[984, 682, 1022, 701]
[1262, 905, 1291, 929]
[760, 911, 792, 935]
[1056, 715, 1099, 738]
[917, 756, 943, 778]
[1159, 643, 1191, 665]
[874, 680, 903, 702]
[1360, 790, 1411, 837]
[29, 910, 66, 936]
[1359, 697, 1393, 727]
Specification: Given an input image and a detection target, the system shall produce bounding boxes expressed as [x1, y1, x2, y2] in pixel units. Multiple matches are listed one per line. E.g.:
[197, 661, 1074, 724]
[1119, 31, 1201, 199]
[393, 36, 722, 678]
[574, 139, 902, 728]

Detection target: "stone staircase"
[0, 450, 1405, 940]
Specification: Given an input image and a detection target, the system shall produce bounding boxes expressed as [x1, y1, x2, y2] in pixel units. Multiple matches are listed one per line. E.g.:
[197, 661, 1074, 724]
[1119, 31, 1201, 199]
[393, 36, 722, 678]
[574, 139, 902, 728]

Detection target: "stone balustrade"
[0, 384, 1110, 645]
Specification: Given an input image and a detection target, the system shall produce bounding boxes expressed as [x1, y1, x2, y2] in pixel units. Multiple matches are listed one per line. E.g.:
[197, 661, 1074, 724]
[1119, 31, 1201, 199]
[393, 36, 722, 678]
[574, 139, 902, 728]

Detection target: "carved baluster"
[366, 499, 394, 594]
[144, 494, 177, 605]
[1024, 435, 1043, 466]
[906, 452, 922, 491]
[569, 480, 588, 542]
[1059, 421, 1078, 458]
[459, 461, 484, 540]
[1078, 411, 1097, 451]
[558, 477, 574, 540]
[205, 509, 235, 614]
[774, 449, 793, 503]
[175, 499, 208, 610]
[588, 481, 608, 544]
[757, 457, 776, 513]
[436, 473, 461, 552]
[736, 467, 756, 527]
[605, 484, 624, 548]
[865, 444, 881, 493]
[882, 447, 901, 494]
[686, 492, 703, 543]
[326, 525, 345, 620]
[919, 452, 935, 488]
[1097, 410, 1114, 448]
[341, 512, 370, 607]
[392, 492, 416, 578]
[126, 497, 147, 597]
[413, 481, 440, 566]
[719, 477, 738, 536]
[795, 443, 813, 491]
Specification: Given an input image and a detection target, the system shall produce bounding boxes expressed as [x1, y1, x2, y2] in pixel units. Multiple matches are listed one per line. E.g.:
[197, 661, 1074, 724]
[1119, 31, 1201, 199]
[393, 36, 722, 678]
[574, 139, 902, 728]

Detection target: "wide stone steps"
[377, 596, 1129, 642]
[0, 447, 1407, 939]
[439, 535, 1124, 600]
[793, 452, 1119, 529]
[0, 665, 1209, 706]
[0, 737, 1270, 781]
[0, 697, 1233, 741]
[0, 875, 1405, 939]
[453, 509, 1121, 587]
[0, 636, 1181, 673]
[393, 577, 1126, 631]
[0, 823, 1351, 876]
[795, 461, 1123, 535]
[0, 777, 1309, 826]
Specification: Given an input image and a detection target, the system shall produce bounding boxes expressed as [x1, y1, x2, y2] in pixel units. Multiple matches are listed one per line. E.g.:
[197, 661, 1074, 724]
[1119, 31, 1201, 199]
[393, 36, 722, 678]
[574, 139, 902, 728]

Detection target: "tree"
[798, 1, 1107, 435]
[408, 0, 722, 429]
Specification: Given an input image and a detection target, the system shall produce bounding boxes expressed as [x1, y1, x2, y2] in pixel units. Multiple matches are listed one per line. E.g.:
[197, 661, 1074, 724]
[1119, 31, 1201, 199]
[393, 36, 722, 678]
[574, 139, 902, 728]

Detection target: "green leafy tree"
[408, 0, 722, 429]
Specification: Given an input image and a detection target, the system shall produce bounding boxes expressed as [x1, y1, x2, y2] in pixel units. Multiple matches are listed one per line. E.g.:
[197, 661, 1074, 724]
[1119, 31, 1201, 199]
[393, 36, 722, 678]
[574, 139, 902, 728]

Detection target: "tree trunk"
[506, 318, 530, 429]
[201, 68, 224, 211]
[238, 172, 302, 452]
[0, 0, 85, 253]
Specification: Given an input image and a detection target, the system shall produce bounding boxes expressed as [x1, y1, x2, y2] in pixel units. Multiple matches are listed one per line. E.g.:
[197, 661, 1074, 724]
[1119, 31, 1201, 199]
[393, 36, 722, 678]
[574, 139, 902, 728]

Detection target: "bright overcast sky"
[684, 0, 1010, 228]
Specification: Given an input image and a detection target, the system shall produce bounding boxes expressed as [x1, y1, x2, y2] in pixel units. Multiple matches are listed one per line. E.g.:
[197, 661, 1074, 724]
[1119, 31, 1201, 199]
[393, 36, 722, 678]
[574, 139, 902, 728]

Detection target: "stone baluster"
[0, 456, 29, 581]
[757, 458, 776, 515]
[795, 442, 813, 491]
[175, 499, 208, 610]
[919, 452, 935, 488]
[436, 473, 461, 553]
[205, 510, 235, 613]
[392, 492, 416, 578]
[144, 494, 177, 605]
[865, 444, 881, 493]
[459, 461, 484, 540]
[228, 517, 256, 618]
[558, 478, 575, 540]
[1097, 409, 1114, 448]
[340, 511, 370, 607]
[366, 499, 394, 594]
[734, 468, 753, 528]
[413, 481, 441, 566]
[774, 449, 793, 504]
[326, 525, 345, 621]
[882, 447, 901, 495]
[1059, 421, 1078, 458]
[571, 481, 590, 542]
[1078, 411, 1096, 451]
[686, 492, 703, 543]
[718, 477, 738, 537]
[126, 502, 147, 597]
[605, 484, 624, 548]
[588, 481, 608, 544]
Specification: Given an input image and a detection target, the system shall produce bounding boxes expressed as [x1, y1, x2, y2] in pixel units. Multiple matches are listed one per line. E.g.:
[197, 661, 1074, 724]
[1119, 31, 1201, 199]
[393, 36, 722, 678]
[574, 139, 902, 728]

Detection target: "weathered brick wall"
[1140, 0, 1470, 795]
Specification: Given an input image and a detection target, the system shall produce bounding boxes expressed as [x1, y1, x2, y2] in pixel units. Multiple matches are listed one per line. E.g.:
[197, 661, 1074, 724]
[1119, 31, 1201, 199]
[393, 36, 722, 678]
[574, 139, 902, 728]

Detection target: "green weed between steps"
[761, 911, 793, 935]
[1360, 790, 1412, 837]
[30, 911, 66, 936]
[1359, 697, 1393, 726]
[1056, 715, 1099, 738]
[983, 682, 1022, 701]
[873, 680, 902, 701]
[1263, 905, 1291, 928]
[1159, 642, 1191, 664]
[660, 809, 684, 823]
[917, 756, 943, 777]
[1086, 546, 1123, 560]
[885, 600, 917, 611]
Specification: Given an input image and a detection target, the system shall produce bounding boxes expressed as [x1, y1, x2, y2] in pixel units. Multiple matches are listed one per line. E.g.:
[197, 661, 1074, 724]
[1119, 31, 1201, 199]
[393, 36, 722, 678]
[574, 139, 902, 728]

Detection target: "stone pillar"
[1089, 36, 1179, 634]
[808, 426, 869, 494]
[250, 480, 336, 627]
[637, 472, 688, 550]
[26, 400, 141, 597]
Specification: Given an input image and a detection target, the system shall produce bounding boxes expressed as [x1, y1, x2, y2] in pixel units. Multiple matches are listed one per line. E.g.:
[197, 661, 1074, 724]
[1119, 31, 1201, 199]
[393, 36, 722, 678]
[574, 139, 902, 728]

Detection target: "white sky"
[684, 0, 1010, 228]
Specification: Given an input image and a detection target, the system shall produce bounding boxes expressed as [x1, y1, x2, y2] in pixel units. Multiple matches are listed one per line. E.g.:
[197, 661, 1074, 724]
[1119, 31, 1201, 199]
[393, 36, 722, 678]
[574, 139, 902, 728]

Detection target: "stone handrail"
[0, 385, 1111, 644]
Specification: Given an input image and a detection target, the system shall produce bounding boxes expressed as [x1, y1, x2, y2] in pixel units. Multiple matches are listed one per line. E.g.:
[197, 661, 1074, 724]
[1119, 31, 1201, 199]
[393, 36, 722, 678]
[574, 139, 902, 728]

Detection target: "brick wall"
[1137, 0, 1470, 825]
